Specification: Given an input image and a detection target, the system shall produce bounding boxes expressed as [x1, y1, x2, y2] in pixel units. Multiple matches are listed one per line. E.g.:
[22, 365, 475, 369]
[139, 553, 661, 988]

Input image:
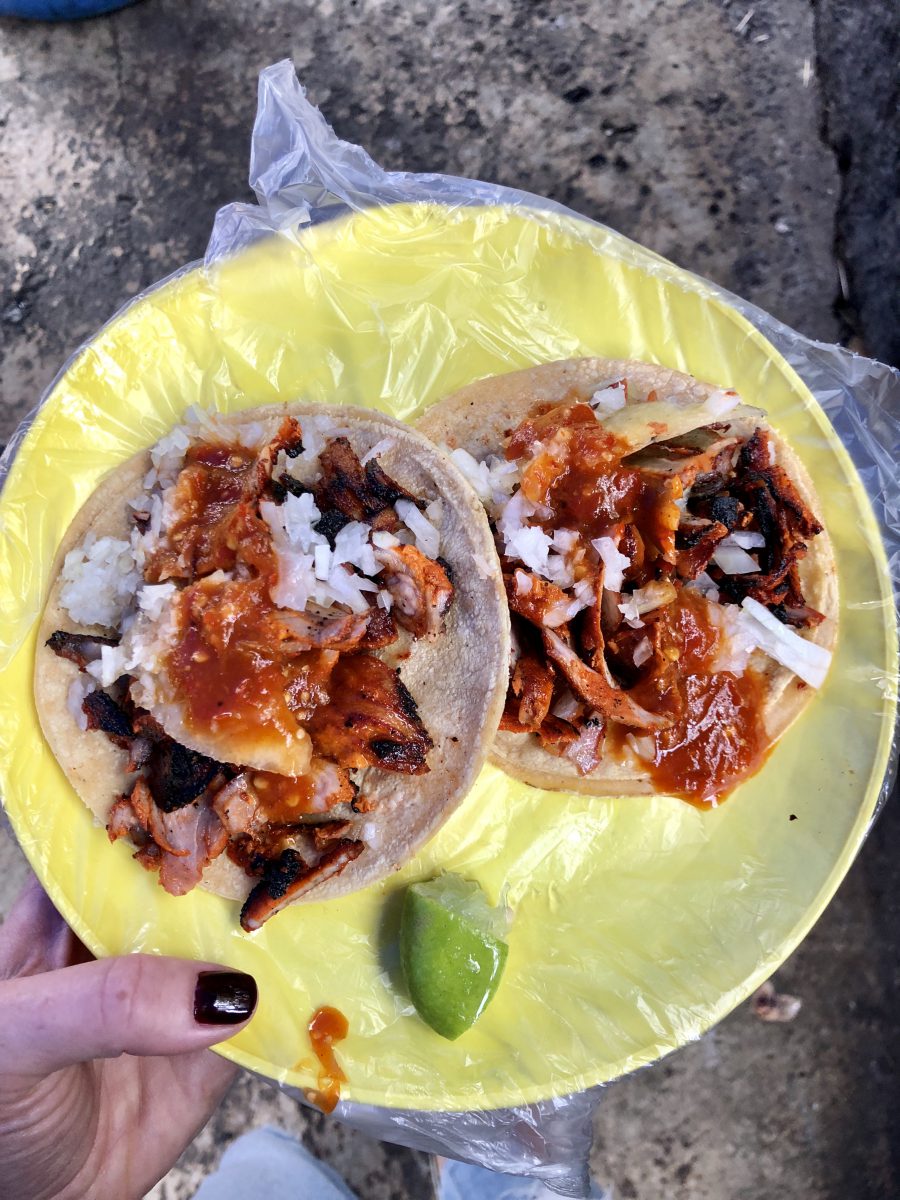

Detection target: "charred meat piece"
[240, 840, 364, 932]
[771, 601, 826, 628]
[107, 778, 227, 896]
[738, 428, 773, 473]
[144, 738, 224, 812]
[510, 655, 555, 731]
[708, 495, 743, 529]
[314, 508, 351, 548]
[46, 630, 119, 670]
[675, 520, 729, 581]
[307, 654, 433, 774]
[82, 690, 134, 750]
[498, 699, 532, 734]
[269, 473, 310, 504]
[364, 457, 422, 510]
[374, 544, 454, 639]
[254, 417, 305, 494]
[315, 438, 421, 524]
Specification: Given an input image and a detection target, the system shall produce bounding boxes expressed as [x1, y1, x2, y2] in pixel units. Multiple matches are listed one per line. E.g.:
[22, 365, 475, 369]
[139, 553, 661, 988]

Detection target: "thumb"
[0, 954, 257, 1077]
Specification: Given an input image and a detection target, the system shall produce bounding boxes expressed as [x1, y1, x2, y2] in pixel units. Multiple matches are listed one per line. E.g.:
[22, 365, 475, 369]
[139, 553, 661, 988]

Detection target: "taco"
[36, 404, 509, 930]
[418, 358, 837, 802]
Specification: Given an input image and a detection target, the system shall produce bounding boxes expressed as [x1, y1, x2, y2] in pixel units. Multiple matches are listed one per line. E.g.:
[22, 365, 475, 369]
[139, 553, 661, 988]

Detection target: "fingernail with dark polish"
[194, 971, 258, 1025]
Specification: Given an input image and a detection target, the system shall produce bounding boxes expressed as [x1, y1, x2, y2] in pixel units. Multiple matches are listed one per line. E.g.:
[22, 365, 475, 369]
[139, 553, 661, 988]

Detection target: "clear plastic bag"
[1, 60, 897, 1198]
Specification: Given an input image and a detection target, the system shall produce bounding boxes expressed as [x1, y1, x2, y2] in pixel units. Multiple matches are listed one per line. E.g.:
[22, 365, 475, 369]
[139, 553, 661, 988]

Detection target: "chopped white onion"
[631, 580, 678, 615]
[687, 571, 721, 603]
[371, 530, 400, 549]
[738, 598, 832, 688]
[449, 447, 492, 502]
[396, 498, 441, 559]
[515, 570, 533, 595]
[626, 733, 655, 761]
[705, 388, 742, 418]
[721, 530, 766, 550]
[137, 582, 178, 622]
[633, 637, 653, 667]
[360, 438, 395, 466]
[333, 522, 377, 576]
[617, 595, 644, 629]
[592, 535, 630, 592]
[314, 544, 332, 580]
[551, 689, 582, 721]
[425, 498, 444, 527]
[590, 381, 627, 412]
[712, 544, 759, 575]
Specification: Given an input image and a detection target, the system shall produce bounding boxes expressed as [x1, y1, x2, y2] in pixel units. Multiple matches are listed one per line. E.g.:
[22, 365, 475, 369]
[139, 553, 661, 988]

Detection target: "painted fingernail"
[194, 971, 258, 1025]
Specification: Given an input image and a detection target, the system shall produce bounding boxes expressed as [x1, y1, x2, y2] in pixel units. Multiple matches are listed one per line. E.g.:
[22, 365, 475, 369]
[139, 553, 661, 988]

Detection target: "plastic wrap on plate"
[0, 60, 897, 1198]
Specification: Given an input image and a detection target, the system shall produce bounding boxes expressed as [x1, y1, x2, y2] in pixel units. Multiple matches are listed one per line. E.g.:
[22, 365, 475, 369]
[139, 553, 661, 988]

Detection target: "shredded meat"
[707, 430, 825, 622]
[505, 570, 570, 628]
[312, 821, 354, 851]
[155, 802, 228, 896]
[510, 655, 555, 730]
[542, 628, 673, 731]
[315, 439, 420, 524]
[240, 841, 364, 932]
[275, 607, 372, 652]
[307, 654, 433, 773]
[145, 420, 295, 583]
[375, 544, 454, 639]
[107, 778, 226, 896]
[46, 630, 119, 669]
[212, 775, 265, 839]
[107, 778, 154, 846]
[536, 714, 580, 750]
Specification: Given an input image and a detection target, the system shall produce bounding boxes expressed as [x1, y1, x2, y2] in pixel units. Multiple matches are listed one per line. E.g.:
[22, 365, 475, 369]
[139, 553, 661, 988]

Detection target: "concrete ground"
[0, 2, 897, 1197]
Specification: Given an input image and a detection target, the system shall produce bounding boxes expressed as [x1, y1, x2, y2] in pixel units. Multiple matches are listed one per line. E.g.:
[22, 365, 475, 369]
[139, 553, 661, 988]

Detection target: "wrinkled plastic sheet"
[0, 61, 898, 1198]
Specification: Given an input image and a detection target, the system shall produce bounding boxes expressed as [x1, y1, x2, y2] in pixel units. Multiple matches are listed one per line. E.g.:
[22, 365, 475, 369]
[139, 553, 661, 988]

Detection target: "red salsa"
[306, 1006, 349, 1114]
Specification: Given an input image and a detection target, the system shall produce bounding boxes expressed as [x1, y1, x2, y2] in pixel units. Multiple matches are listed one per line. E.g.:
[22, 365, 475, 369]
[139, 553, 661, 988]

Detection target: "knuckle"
[98, 955, 147, 1050]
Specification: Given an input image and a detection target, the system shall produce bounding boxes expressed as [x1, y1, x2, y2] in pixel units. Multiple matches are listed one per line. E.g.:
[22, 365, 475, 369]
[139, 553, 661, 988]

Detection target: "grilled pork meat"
[307, 654, 433, 773]
[240, 840, 364, 932]
[374, 544, 453, 639]
[46, 630, 119, 669]
[315, 437, 421, 525]
[108, 777, 228, 897]
[509, 655, 555, 731]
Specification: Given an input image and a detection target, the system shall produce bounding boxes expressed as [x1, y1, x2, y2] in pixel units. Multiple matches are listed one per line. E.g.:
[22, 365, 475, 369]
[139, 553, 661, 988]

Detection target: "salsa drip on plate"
[486, 387, 827, 802]
[49, 415, 454, 929]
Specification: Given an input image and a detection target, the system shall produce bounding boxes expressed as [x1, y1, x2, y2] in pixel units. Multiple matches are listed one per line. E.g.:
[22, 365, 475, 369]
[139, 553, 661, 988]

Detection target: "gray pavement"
[0, 2, 897, 1198]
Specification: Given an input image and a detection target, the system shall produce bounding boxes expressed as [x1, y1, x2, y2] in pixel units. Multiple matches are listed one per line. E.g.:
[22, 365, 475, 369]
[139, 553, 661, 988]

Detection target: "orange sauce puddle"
[304, 1006, 348, 1114]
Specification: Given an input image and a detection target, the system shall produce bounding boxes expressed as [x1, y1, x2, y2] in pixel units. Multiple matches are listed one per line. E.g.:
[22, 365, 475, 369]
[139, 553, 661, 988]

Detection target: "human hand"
[0, 875, 257, 1200]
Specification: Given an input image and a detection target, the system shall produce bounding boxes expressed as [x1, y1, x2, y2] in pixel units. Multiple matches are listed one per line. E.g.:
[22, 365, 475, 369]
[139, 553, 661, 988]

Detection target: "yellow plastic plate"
[0, 204, 895, 1111]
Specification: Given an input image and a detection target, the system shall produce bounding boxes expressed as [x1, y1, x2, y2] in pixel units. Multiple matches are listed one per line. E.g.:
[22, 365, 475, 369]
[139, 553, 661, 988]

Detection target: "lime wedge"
[400, 874, 510, 1040]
